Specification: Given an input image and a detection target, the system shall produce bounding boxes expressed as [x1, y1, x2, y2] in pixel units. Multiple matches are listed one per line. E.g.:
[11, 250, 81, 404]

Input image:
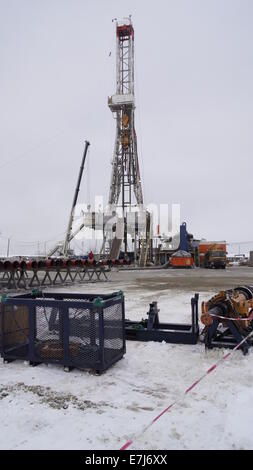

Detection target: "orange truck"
[198, 241, 226, 269]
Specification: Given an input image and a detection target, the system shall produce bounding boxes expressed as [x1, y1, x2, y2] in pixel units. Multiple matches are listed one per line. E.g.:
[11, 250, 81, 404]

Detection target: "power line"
[0, 229, 67, 245]
[227, 241, 253, 245]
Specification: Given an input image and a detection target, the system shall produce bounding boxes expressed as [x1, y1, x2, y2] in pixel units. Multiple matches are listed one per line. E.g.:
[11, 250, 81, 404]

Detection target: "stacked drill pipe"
[0, 258, 107, 290]
[0, 257, 132, 290]
[201, 285, 253, 354]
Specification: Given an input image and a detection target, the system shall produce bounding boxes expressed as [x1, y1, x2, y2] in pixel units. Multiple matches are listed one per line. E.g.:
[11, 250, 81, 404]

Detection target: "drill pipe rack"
[0, 258, 111, 290]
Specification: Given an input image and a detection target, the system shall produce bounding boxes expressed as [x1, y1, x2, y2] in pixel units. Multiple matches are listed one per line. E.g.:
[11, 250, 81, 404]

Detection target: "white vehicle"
[228, 254, 248, 266]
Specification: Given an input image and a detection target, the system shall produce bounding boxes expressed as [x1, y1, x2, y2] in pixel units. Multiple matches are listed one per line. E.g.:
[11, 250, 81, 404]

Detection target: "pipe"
[26, 260, 38, 270]
[66, 259, 74, 267]
[20, 261, 27, 270]
[38, 260, 46, 269]
[45, 259, 55, 268]
[74, 259, 82, 267]
[11, 261, 19, 269]
[4, 261, 11, 271]
[55, 259, 64, 268]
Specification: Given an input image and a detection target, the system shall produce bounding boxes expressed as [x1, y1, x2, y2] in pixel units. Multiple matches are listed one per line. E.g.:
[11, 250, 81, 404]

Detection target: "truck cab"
[205, 250, 226, 269]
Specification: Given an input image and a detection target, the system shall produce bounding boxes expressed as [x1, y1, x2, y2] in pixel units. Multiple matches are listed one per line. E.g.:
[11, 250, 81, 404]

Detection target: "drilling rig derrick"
[107, 18, 147, 258]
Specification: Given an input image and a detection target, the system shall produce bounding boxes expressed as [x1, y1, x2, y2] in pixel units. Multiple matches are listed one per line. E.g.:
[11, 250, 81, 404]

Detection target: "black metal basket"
[1, 291, 126, 373]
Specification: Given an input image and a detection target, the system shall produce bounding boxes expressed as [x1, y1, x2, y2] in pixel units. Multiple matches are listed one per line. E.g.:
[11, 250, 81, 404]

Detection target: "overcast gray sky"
[0, 0, 252, 255]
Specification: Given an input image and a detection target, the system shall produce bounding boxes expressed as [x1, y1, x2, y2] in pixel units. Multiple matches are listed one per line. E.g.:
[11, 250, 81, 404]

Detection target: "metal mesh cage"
[103, 303, 124, 363]
[1, 304, 29, 359]
[1, 291, 125, 372]
[69, 308, 100, 367]
[34, 306, 62, 361]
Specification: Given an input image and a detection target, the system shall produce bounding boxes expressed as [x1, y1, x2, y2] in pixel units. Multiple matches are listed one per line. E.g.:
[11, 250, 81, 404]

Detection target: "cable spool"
[201, 286, 253, 353]
[234, 285, 253, 300]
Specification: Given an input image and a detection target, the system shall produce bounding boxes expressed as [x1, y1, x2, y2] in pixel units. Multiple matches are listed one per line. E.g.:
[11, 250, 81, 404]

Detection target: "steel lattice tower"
[108, 19, 143, 215]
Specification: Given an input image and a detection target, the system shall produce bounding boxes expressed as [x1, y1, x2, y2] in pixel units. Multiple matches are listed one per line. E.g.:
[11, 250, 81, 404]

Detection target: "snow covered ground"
[1, 272, 253, 450]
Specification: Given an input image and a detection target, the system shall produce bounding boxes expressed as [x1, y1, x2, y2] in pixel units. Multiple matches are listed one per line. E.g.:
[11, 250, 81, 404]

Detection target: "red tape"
[203, 302, 253, 322]
[209, 312, 253, 321]
[120, 330, 253, 450]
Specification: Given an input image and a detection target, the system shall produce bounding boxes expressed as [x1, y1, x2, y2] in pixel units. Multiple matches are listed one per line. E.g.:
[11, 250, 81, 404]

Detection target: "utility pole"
[7, 238, 11, 258]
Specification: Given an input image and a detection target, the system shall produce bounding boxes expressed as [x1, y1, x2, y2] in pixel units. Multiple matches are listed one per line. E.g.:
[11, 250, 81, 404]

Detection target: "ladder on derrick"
[110, 237, 122, 259]
[139, 213, 152, 268]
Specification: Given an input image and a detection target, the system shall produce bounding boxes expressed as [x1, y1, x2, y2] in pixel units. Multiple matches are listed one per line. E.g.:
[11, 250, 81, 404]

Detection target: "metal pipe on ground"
[4, 261, 11, 271]
[26, 260, 38, 270]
